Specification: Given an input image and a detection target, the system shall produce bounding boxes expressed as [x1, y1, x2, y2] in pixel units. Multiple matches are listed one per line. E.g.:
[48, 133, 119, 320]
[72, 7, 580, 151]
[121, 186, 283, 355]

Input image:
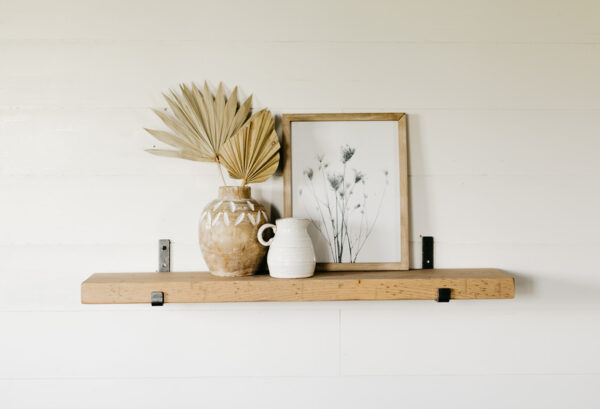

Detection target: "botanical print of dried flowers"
[299, 144, 389, 263]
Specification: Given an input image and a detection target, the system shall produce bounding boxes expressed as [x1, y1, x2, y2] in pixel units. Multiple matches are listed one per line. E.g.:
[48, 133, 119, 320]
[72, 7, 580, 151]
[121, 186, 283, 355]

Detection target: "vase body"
[257, 218, 316, 278]
[199, 186, 269, 277]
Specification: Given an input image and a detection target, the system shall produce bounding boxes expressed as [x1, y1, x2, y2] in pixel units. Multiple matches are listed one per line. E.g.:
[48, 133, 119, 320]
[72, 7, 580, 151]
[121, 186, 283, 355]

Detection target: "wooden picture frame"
[282, 113, 409, 271]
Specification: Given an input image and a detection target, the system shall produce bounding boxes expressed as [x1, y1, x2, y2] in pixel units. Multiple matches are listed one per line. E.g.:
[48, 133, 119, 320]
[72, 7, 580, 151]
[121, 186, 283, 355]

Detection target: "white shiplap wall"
[1, 1, 600, 407]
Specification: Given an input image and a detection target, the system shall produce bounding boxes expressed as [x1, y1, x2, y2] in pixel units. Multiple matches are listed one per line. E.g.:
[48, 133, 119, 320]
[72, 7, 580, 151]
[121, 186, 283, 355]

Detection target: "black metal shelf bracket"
[151, 291, 164, 306]
[422, 236, 450, 302]
[422, 236, 434, 269]
[437, 288, 451, 302]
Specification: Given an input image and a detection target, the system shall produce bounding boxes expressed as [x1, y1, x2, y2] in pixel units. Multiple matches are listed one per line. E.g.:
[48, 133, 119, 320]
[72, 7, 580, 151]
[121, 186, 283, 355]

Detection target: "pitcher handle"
[257, 223, 277, 246]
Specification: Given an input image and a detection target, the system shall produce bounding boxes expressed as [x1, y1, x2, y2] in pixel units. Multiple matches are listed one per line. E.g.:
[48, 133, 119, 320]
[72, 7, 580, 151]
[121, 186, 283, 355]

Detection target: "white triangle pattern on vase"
[202, 209, 269, 230]
[223, 212, 230, 226]
[234, 213, 245, 226]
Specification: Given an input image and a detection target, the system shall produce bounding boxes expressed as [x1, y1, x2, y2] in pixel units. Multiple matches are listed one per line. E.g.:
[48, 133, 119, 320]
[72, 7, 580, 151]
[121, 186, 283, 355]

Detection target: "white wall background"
[1, 0, 600, 407]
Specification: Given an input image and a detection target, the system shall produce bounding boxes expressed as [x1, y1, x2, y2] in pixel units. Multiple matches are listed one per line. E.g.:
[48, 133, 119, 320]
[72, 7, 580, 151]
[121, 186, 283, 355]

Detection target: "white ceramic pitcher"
[257, 218, 316, 278]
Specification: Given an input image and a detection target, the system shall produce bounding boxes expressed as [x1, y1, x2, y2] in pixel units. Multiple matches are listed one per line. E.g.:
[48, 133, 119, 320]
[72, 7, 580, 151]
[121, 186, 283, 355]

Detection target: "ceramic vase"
[199, 186, 269, 277]
[257, 218, 316, 278]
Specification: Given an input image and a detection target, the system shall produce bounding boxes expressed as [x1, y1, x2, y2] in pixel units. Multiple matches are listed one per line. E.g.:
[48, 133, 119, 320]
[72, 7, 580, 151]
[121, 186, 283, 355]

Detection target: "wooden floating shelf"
[81, 268, 514, 304]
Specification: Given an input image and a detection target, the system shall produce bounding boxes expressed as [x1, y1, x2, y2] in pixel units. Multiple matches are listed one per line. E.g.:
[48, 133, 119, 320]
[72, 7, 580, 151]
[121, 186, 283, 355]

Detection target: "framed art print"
[282, 113, 409, 271]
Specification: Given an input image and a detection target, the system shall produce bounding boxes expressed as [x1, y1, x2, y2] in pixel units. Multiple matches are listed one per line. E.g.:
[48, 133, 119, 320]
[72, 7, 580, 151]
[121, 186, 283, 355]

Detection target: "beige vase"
[199, 186, 269, 277]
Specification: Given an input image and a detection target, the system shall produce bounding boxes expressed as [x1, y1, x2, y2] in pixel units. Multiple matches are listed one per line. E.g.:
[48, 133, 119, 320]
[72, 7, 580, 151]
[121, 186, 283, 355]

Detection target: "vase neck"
[275, 218, 310, 230]
[218, 186, 251, 200]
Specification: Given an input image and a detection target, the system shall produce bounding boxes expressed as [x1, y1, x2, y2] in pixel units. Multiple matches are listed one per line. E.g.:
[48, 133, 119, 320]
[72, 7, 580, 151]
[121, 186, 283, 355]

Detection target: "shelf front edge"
[81, 269, 515, 304]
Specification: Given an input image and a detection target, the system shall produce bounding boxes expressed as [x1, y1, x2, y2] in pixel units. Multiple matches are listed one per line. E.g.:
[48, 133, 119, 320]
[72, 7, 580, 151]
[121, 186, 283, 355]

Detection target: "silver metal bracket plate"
[159, 239, 170, 272]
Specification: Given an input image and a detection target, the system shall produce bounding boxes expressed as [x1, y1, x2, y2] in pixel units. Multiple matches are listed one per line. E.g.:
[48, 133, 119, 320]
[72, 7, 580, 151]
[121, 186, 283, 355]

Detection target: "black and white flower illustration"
[299, 144, 389, 263]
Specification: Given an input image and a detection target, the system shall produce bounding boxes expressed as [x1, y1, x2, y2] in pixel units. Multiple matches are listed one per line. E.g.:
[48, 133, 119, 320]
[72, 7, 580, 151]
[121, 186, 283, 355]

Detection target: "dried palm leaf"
[219, 109, 280, 185]
[145, 82, 252, 163]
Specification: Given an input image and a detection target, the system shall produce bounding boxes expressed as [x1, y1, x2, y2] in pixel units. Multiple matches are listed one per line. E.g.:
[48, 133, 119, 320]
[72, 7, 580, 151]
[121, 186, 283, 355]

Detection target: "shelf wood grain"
[81, 268, 514, 304]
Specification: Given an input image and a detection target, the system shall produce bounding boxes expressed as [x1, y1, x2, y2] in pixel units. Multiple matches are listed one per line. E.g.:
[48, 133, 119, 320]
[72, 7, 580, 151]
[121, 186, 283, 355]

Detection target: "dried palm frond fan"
[145, 82, 280, 186]
[219, 109, 280, 185]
